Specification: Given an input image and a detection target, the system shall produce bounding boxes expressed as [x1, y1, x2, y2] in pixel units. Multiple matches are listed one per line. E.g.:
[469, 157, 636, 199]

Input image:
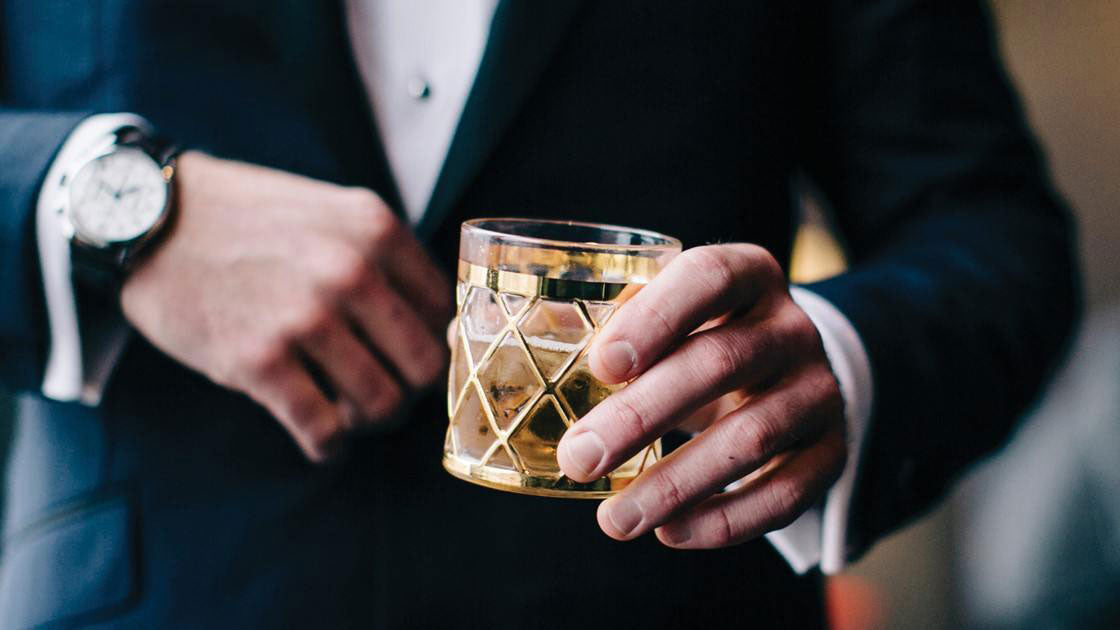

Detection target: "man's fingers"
[299, 320, 403, 422]
[592, 368, 841, 541]
[652, 427, 847, 549]
[588, 244, 782, 384]
[341, 189, 453, 332]
[376, 217, 453, 331]
[676, 384, 748, 434]
[558, 313, 801, 483]
[348, 269, 448, 389]
[249, 357, 346, 462]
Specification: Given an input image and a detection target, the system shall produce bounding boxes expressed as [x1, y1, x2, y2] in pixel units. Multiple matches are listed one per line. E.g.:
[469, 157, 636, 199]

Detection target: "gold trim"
[442, 453, 629, 499]
[445, 276, 662, 497]
[458, 261, 642, 301]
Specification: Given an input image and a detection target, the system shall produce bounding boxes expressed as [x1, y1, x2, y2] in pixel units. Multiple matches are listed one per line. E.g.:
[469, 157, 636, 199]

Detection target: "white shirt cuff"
[764, 286, 874, 574]
[37, 113, 150, 405]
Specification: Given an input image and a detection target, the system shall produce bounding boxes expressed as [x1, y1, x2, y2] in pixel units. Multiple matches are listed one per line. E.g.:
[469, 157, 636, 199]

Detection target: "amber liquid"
[445, 279, 659, 497]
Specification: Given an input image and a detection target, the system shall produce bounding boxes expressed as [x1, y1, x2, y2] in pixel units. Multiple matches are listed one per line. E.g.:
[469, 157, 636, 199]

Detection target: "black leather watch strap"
[116, 125, 179, 166]
[71, 241, 129, 294]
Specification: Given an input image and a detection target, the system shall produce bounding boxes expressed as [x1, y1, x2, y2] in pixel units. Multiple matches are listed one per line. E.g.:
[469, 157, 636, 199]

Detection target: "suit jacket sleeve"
[0, 108, 89, 391]
[799, 0, 1080, 559]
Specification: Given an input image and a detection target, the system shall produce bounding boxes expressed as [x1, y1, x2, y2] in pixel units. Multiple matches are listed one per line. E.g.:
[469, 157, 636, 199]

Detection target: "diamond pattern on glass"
[477, 332, 542, 432]
[461, 286, 506, 366]
[508, 395, 568, 476]
[448, 329, 471, 414]
[450, 383, 494, 463]
[556, 357, 619, 420]
[638, 443, 657, 474]
[446, 280, 661, 487]
[518, 299, 592, 382]
[582, 301, 617, 328]
[500, 293, 529, 319]
[485, 443, 516, 470]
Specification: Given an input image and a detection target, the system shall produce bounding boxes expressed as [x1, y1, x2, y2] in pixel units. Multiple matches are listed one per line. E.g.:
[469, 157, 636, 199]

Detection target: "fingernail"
[660, 523, 692, 545]
[597, 340, 637, 381]
[560, 430, 606, 479]
[606, 497, 644, 537]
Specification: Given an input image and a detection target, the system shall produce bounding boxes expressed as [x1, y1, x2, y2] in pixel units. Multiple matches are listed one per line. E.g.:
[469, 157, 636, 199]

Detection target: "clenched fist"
[121, 152, 451, 461]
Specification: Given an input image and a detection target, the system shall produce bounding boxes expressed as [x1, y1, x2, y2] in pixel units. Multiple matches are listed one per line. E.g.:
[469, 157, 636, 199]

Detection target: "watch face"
[69, 147, 169, 244]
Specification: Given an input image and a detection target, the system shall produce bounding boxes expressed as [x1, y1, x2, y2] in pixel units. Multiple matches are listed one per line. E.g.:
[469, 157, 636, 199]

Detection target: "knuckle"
[237, 338, 289, 379]
[764, 479, 807, 530]
[606, 395, 655, 445]
[368, 217, 400, 249]
[806, 367, 843, 411]
[732, 408, 782, 461]
[318, 248, 368, 297]
[708, 506, 736, 547]
[648, 469, 689, 513]
[343, 188, 398, 248]
[783, 307, 821, 352]
[366, 209, 400, 245]
[344, 187, 386, 217]
[628, 299, 675, 342]
[740, 244, 783, 286]
[691, 333, 750, 388]
[684, 246, 737, 292]
[288, 304, 334, 344]
[746, 322, 780, 371]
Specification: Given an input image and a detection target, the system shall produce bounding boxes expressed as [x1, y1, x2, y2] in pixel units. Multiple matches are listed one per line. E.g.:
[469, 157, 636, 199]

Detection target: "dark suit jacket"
[0, 1, 1078, 628]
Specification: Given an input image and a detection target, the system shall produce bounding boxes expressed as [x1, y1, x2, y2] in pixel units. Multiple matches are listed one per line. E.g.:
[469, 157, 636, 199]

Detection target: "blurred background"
[799, 1, 1120, 628]
[1, 1, 1117, 628]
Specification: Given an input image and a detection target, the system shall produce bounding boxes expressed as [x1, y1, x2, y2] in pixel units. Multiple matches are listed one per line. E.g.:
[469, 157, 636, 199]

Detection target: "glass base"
[442, 453, 634, 499]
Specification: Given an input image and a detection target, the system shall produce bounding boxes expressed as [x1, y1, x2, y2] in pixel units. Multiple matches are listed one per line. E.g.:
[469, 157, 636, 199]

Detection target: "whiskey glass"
[443, 218, 681, 497]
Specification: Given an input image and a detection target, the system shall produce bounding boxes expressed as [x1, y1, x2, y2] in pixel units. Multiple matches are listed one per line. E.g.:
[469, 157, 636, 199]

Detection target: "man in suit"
[0, 1, 1077, 627]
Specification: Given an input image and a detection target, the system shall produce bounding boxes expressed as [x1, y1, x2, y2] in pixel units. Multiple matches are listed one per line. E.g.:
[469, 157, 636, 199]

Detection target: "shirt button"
[407, 76, 432, 100]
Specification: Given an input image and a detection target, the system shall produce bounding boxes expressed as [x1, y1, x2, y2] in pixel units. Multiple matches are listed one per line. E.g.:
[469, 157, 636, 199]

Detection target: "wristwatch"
[58, 124, 179, 292]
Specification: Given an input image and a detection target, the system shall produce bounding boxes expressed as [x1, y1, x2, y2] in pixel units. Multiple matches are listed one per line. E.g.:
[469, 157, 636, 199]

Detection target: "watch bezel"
[65, 143, 176, 258]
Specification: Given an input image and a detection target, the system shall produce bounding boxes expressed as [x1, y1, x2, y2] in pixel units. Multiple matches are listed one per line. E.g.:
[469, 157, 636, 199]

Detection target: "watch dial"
[69, 147, 169, 243]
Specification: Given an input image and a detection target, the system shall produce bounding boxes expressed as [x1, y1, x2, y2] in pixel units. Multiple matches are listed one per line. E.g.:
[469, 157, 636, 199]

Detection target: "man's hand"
[556, 244, 846, 548]
[121, 152, 451, 461]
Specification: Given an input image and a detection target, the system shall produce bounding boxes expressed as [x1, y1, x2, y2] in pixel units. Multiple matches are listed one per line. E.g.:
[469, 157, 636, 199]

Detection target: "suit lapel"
[270, 1, 404, 211]
[417, 0, 588, 239]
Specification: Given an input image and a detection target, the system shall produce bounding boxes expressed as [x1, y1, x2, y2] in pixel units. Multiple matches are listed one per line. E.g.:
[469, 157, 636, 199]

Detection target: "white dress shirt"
[36, 0, 873, 575]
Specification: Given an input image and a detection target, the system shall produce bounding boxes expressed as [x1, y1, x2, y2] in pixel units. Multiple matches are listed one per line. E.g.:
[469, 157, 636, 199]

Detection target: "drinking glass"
[443, 218, 681, 497]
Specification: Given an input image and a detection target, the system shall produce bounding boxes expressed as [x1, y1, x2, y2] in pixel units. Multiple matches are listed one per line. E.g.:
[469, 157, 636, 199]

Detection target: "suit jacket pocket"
[0, 492, 138, 629]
